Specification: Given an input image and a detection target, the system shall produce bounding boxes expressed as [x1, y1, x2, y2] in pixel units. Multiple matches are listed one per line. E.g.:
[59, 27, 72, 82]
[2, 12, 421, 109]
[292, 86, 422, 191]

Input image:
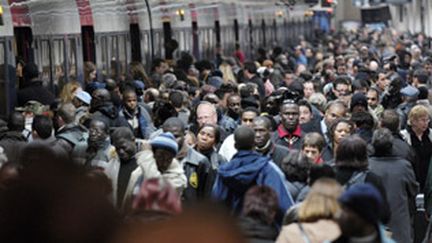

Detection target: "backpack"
[57, 127, 89, 164]
[344, 170, 368, 190]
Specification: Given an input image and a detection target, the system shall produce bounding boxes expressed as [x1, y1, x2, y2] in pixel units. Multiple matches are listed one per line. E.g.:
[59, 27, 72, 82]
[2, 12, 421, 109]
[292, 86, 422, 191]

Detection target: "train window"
[52, 39, 65, 87]
[109, 36, 117, 79]
[68, 38, 77, 80]
[141, 31, 150, 65]
[100, 36, 108, 77]
[40, 40, 51, 87]
[118, 35, 127, 80]
[154, 32, 161, 57]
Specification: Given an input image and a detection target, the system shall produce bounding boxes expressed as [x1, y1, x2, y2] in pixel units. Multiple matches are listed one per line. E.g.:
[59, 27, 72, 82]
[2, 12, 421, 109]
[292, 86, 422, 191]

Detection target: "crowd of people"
[1, 27, 432, 242]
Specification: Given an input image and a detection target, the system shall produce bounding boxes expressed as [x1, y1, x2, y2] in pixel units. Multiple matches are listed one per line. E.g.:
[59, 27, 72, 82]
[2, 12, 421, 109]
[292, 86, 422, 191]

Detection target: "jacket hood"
[92, 102, 119, 119]
[0, 131, 27, 142]
[217, 150, 269, 194]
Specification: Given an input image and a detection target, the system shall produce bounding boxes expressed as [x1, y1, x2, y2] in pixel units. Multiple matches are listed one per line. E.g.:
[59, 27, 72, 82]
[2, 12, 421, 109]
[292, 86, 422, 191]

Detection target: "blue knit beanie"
[150, 132, 178, 155]
[339, 183, 383, 225]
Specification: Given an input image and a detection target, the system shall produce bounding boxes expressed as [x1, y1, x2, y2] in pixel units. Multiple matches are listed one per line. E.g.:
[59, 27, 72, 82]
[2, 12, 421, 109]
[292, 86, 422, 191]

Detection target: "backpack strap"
[297, 223, 312, 243]
[345, 170, 368, 189]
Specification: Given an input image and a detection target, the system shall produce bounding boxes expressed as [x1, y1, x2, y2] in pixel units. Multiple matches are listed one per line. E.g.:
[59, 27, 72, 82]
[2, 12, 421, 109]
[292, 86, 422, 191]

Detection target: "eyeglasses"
[367, 97, 377, 101]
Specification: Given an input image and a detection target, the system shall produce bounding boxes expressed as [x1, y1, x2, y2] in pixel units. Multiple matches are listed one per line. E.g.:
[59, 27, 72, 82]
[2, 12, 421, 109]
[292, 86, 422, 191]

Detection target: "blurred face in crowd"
[376, 73, 390, 91]
[333, 83, 350, 99]
[114, 138, 136, 162]
[123, 91, 138, 112]
[303, 145, 320, 162]
[366, 89, 379, 109]
[253, 120, 271, 148]
[156, 62, 169, 75]
[303, 82, 315, 99]
[163, 126, 185, 149]
[284, 73, 295, 87]
[337, 64, 347, 75]
[299, 105, 313, 124]
[424, 62, 432, 75]
[324, 104, 346, 127]
[197, 104, 218, 127]
[154, 148, 175, 173]
[411, 115, 430, 134]
[241, 111, 258, 128]
[89, 70, 97, 81]
[333, 122, 352, 145]
[197, 126, 217, 151]
[88, 120, 108, 146]
[227, 95, 241, 116]
[280, 103, 300, 132]
[264, 96, 279, 116]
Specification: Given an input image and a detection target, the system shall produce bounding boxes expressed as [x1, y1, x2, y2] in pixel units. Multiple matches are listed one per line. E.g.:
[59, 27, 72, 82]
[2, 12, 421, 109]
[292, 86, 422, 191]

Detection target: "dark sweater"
[117, 158, 138, 208]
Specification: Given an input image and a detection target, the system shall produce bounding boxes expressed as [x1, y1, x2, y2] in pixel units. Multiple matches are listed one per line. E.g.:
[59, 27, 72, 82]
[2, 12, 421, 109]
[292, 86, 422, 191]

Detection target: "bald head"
[196, 102, 218, 127]
[93, 88, 111, 101]
[234, 126, 255, 151]
[57, 103, 76, 124]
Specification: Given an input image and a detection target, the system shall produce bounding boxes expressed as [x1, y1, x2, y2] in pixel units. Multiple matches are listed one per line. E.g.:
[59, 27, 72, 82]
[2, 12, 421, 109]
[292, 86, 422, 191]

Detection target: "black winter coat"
[17, 81, 55, 107]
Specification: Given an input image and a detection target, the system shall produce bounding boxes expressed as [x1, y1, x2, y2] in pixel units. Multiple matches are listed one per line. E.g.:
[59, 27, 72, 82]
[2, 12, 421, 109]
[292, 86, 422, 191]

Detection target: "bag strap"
[345, 170, 368, 189]
[297, 223, 312, 243]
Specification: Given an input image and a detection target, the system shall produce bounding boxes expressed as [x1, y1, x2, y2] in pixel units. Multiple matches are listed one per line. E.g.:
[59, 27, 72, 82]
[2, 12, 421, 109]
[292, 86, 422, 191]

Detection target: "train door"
[215, 20, 221, 46]
[130, 23, 141, 62]
[13, 27, 33, 63]
[0, 38, 16, 116]
[163, 21, 173, 60]
[82, 26, 95, 63]
[192, 21, 199, 59]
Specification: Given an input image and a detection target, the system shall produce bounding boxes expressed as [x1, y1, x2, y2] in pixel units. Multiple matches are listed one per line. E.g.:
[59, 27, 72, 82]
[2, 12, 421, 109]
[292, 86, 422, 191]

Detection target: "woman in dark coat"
[195, 124, 227, 170]
[238, 185, 279, 243]
[369, 128, 418, 243]
[334, 134, 391, 224]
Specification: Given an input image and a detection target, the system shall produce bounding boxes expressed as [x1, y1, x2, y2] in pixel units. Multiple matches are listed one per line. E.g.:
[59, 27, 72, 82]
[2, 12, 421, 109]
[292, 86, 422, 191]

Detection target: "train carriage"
[0, 0, 314, 117]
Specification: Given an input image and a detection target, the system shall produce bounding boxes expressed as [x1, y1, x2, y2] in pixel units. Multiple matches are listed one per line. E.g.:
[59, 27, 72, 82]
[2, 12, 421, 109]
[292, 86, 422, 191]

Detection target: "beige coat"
[116, 149, 187, 211]
[276, 219, 341, 243]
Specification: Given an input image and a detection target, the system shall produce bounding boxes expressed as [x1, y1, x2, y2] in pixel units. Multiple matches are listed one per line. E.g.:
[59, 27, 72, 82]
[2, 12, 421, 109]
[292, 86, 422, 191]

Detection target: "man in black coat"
[89, 88, 129, 131]
[17, 62, 55, 107]
[253, 116, 289, 168]
[368, 128, 418, 243]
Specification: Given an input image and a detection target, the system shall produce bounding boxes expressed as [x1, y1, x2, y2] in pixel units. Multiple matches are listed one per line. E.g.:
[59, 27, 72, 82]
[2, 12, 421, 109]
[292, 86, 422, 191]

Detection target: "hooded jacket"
[119, 105, 156, 139]
[91, 102, 129, 129]
[212, 150, 294, 221]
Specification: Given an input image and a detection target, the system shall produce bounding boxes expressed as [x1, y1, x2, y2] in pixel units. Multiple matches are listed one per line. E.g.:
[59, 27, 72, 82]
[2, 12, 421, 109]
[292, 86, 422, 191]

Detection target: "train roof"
[3, 0, 308, 35]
